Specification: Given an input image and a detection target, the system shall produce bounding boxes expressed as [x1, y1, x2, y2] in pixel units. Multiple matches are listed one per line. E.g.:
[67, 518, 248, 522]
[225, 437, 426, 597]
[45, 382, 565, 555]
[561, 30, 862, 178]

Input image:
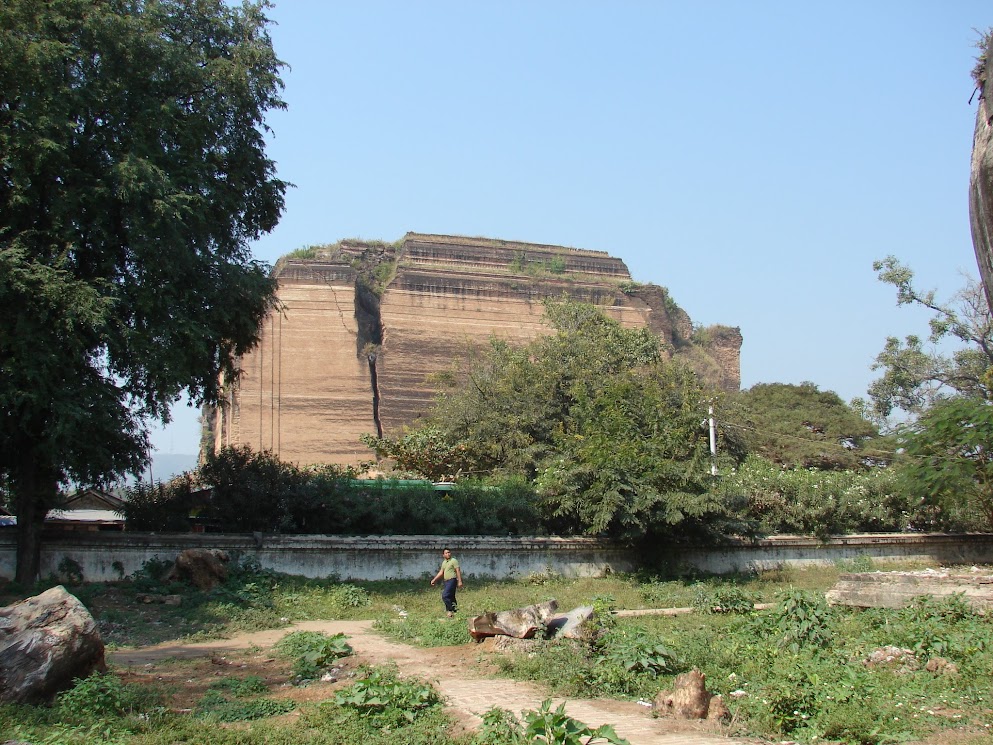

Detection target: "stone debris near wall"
[825, 568, 993, 614]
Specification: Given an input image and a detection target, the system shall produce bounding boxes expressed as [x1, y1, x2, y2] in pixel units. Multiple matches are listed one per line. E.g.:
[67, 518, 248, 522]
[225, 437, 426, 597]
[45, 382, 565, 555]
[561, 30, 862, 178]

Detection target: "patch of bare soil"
[108, 621, 752, 744]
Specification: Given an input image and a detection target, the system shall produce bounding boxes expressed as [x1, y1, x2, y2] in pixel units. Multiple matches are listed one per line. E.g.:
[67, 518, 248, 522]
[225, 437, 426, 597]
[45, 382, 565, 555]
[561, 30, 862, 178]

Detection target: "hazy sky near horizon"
[152, 1, 991, 455]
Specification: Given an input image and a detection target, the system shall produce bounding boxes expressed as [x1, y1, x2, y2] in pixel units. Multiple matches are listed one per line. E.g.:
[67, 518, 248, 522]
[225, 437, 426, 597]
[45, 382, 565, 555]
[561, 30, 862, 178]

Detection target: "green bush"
[275, 631, 352, 680]
[521, 699, 629, 745]
[599, 626, 680, 677]
[763, 589, 834, 653]
[57, 672, 154, 720]
[716, 455, 912, 537]
[691, 582, 756, 614]
[333, 667, 441, 727]
[124, 446, 546, 536]
[121, 474, 200, 532]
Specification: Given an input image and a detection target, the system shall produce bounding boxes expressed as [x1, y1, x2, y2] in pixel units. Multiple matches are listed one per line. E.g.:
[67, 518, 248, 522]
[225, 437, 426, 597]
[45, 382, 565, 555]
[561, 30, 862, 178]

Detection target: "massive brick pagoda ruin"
[210, 233, 743, 466]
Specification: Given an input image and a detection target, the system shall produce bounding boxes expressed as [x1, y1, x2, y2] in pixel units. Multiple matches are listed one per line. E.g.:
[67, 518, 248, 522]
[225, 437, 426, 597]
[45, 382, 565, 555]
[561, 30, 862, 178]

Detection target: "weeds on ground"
[473, 701, 632, 745]
[301, 665, 460, 744]
[487, 577, 993, 744]
[208, 675, 269, 697]
[333, 666, 441, 725]
[275, 630, 352, 681]
[374, 611, 473, 646]
[194, 688, 295, 722]
[56, 671, 159, 720]
[7, 561, 990, 744]
[691, 582, 756, 614]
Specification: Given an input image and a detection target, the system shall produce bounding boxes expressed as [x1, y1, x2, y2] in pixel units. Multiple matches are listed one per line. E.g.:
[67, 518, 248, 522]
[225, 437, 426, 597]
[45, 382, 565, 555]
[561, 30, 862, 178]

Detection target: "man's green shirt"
[441, 557, 460, 580]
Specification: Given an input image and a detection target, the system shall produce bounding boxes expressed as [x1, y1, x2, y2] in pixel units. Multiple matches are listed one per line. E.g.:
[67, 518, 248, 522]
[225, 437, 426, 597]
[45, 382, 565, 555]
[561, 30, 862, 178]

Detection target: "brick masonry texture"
[215, 233, 742, 466]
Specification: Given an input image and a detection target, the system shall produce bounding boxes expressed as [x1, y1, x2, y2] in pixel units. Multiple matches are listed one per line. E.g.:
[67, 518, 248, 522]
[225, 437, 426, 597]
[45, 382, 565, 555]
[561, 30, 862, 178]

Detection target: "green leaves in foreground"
[274, 631, 352, 680]
[333, 667, 441, 725]
[476, 700, 631, 745]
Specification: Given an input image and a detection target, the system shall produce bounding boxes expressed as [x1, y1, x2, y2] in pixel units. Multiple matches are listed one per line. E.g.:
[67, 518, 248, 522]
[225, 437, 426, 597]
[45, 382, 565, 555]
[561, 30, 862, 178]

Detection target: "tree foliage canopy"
[366, 301, 746, 540]
[898, 397, 993, 531]
[861, 257, 993, 421]
[728, 382, 894, 470]
[0, 0, 286, 580]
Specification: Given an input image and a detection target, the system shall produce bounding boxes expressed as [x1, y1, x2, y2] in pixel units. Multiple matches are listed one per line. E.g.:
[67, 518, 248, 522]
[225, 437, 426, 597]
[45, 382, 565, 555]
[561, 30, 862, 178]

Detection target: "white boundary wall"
[1, 532, 992, 582]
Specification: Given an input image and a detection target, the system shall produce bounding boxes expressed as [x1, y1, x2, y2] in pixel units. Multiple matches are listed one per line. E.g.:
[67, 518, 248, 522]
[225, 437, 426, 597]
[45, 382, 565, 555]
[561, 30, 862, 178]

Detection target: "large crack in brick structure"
[210, 233, 743, 467]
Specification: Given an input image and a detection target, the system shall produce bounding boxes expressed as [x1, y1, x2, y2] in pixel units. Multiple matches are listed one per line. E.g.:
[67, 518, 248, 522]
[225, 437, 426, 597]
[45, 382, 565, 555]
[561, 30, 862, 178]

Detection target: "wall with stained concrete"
[1, 532, 992, 583]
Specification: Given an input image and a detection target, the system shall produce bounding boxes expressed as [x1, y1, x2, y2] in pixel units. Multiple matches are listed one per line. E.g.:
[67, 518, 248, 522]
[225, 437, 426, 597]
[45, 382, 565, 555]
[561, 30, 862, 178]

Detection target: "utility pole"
[708, 405, 718, 476]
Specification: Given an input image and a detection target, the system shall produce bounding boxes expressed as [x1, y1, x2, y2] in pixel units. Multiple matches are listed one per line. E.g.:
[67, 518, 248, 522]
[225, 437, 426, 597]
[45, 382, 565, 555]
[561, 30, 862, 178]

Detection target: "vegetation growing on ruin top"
[972, 27, 992, 85]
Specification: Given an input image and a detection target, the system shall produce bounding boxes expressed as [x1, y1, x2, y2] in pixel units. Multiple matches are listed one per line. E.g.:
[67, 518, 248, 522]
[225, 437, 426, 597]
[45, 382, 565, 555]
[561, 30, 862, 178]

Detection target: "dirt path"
[109, 620, 753, 745]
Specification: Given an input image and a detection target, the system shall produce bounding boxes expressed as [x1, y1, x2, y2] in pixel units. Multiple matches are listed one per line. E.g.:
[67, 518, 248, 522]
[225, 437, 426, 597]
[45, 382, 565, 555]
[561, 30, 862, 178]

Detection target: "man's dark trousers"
[441, 578, 458, 613]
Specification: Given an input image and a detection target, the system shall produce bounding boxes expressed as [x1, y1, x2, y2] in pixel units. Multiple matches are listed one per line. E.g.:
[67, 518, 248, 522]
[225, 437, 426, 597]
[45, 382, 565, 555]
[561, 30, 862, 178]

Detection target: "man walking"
[430, 547, 463, 617]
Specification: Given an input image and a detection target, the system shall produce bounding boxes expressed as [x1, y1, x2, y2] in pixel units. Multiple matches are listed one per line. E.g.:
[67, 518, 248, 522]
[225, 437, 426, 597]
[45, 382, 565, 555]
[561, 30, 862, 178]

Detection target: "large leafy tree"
[367, 302, 746, 540]
[861, 257, 993, 421]
[729, 382, 894, 470]
[898, 397, 993, 531]
[0, 0, 285, 582]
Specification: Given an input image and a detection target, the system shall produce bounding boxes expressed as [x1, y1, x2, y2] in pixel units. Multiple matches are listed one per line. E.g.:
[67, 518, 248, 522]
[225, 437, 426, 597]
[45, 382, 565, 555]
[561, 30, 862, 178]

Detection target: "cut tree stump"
[468, 600, 558, 641]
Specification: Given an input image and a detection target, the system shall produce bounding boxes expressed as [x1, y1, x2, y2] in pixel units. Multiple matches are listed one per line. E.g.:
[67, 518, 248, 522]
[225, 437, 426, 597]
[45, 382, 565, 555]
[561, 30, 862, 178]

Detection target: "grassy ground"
[2, 557, 992, 744]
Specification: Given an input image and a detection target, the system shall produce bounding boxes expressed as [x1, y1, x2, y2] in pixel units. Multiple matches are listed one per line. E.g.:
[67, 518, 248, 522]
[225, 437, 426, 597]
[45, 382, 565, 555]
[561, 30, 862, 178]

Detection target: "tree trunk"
[13, 464, 57, 585]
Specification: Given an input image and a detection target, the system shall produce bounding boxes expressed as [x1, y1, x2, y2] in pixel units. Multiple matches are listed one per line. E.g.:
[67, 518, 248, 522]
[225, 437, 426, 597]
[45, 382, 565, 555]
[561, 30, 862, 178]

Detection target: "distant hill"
[139, 453, 198, 484]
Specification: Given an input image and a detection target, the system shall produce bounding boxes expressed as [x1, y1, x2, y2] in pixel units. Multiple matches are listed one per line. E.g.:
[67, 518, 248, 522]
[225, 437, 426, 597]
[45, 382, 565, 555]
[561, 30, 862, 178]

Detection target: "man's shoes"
[446, 611, 454, 618]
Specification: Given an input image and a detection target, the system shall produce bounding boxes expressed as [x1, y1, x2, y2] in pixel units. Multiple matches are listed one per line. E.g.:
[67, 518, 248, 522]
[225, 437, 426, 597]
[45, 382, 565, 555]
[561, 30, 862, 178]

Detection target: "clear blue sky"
[152, 0, 991, 456]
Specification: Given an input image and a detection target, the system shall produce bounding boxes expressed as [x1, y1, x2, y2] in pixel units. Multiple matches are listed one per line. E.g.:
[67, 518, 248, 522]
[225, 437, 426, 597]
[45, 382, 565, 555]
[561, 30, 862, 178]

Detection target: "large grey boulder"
[469, 600, 558, 641]
[0, 585, 106, 704]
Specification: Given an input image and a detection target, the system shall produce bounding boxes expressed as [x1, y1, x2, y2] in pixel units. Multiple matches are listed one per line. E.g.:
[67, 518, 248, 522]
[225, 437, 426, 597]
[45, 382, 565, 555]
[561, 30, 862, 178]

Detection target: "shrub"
[56, 556, 84, 584]
[374, 613, 472, 647]
[275, 631, 352, 680]
[208, 675, 269, 697]
[473, 707, 528, 745]
[691, 582, 755, 614]
[716, 455, 911, 537]
[121, 474, 200, 532]
[522, 699, 629, 745]
[764, 589, 834, 653]
[333, 667, 441, 727]
[599, 627, 680, 677]
[57, 673, 153, 720]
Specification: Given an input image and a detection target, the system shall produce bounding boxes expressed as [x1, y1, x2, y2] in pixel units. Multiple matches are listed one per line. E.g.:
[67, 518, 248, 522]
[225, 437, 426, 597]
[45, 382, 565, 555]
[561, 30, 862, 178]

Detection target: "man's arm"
[455, 564, 463, 587]
[430, 567, 444, 586]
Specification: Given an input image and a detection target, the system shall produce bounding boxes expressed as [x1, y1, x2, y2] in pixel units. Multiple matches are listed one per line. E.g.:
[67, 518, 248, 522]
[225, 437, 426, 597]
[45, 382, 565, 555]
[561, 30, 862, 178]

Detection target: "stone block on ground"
[468, 600, 558, 641]
[826, 570, 993, 614]
[0, 585, 106, 704]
